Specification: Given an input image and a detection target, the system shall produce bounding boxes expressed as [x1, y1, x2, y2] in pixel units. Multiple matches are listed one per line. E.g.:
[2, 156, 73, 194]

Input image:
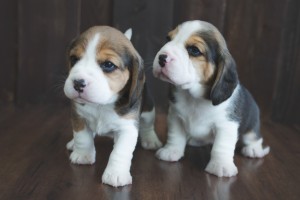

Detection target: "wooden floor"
[0, 105, 299, 200]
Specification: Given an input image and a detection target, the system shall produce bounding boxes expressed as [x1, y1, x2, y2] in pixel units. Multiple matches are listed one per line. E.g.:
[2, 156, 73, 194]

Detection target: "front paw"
[205, 159, 238, 177]
[140, 131, 163, 150]
[69, 149, 96, 165]
[102, 169, 132, 187]
[66, 139, 74, 150]
[156, 147, 183, 162]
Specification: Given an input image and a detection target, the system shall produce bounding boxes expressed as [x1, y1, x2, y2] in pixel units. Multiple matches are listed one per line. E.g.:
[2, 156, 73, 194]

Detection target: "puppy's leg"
[241, 131, 270, 158]
[69, 127, 96, 165]
[102, 123, 138, 187]
[139, 108, 162, 150]
[67, 132, 96, 151]
[205, 122, 238, 177]
[156, 107, 187, 162]
[66, 138, 74, 150]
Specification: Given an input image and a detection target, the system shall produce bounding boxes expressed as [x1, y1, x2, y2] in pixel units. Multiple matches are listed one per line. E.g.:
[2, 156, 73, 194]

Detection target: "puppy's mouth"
[155, 68, 178, 85]
[160, 72, 176, 85]
[74, 97, 86, 104]
[156, 69, 196, 89]
[73, 94, 94, 104]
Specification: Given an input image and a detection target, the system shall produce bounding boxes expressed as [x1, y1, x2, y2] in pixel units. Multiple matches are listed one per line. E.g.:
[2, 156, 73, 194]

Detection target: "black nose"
[73, 79, 86, 93]
[158, 54, 168, 67]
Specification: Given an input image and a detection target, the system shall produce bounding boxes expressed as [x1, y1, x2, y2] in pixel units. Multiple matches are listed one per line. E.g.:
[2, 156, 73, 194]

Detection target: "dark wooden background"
[1, 0, 299, 124]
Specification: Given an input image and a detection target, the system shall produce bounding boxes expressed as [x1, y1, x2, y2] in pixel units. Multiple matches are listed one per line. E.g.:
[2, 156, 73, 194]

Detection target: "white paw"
[242, 138, 270, 158]
[156, 147, 183, 162]
[141, 131, 162, 150]
[242, 145, 270, 158]
[66, 139, 74, 150]
[205, 159, 238, 177]
[102, 169, 132, 187]
[69, 149, 96, 165]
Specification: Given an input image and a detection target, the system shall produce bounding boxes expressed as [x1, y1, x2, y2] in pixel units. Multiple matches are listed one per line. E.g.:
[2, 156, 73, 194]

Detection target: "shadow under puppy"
[64, 26, 162, 187]
[152, 20, 270, 177]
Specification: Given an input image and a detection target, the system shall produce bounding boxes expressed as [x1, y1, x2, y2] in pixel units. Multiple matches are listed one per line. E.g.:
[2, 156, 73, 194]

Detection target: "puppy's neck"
[179, 82, 210, 99]
[74, 101, 115, 113]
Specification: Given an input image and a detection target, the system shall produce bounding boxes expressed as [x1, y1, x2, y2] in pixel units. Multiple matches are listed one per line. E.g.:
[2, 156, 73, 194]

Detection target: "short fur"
[152, 20, 269, 177]
[64, 26, 161, 187]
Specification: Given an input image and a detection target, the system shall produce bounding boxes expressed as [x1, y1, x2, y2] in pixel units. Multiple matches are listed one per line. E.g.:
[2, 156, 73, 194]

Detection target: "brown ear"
[210, 51, 238, 105]
[117, 53, 145, 115]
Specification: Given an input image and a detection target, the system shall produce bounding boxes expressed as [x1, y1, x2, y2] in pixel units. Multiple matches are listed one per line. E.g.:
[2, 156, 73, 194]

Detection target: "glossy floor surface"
[0, 105, 299, 200]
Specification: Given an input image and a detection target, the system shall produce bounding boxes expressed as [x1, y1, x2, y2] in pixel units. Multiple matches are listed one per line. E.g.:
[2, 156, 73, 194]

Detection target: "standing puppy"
[152, 20, 270, 177]
[64, 26, 161, 187]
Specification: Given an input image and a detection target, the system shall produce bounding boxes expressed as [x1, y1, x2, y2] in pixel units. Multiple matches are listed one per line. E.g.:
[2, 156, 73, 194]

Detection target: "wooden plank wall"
[0, 0, 299, 124]
[223, 0, 286, 114]
[0, 0, 18, 104]
[271, 0, 300, 123]
[80, 0, 113, 32]
[17, 0, 81, 104]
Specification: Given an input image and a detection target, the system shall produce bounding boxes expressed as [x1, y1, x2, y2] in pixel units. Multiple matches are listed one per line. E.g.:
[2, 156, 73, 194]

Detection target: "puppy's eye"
[186, 45, 202, 57]
[100, 61, 117, 73]
[70, 55, 79, 66]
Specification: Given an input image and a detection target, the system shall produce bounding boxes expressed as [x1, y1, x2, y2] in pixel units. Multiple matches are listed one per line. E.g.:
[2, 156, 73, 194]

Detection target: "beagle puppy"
[152, 20, 270, 177]
[64, 26, 161, 187]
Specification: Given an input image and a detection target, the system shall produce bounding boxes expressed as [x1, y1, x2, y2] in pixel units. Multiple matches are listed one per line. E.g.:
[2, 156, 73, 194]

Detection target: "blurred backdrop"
[0, 0, 299, 124]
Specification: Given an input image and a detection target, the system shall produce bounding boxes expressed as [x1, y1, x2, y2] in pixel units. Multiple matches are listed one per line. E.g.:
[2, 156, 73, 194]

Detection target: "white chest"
[173, 90, 229, 137]
[75, 103, 124, 135]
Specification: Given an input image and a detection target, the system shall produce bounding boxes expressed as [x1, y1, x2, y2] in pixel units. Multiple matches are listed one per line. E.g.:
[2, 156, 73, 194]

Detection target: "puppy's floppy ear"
[128, 53, 145, 108]
[117, 52, 145, 115]
[210, 51, 238, 105]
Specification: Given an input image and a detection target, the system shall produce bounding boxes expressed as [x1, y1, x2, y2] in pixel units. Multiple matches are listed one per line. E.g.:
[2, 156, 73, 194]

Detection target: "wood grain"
[0, 0, 17, 104]
[0, 105, 299, 200]
[271, 0, 300, 124]
[0, 1, 299, 122]
[223, 0, 285, 113]
[80, 0, 113, 32]
[16, 0, 80, 104]
[174, 0, 227, 32]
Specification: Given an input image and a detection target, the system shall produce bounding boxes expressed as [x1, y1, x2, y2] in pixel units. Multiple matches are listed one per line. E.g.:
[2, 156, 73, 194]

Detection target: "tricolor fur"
[152, 20, 270, 177]
[64, 26, 161, 187]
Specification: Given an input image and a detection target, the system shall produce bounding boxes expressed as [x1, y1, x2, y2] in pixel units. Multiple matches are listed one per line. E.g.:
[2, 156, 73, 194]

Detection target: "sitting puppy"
[152, 20, 270, 177]
[64, 26, 161, 187]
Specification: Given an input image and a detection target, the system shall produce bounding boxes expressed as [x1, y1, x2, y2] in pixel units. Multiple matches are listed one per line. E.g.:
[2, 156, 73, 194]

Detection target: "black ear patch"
[210, 51, 238, 105]
[195, 29, 239, 105]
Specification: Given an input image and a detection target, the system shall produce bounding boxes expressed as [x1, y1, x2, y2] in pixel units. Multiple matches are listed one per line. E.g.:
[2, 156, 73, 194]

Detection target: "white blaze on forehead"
[173, 21, 204, 43]
[71, 33, 101, 71]
[84, 33, 100, 60]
